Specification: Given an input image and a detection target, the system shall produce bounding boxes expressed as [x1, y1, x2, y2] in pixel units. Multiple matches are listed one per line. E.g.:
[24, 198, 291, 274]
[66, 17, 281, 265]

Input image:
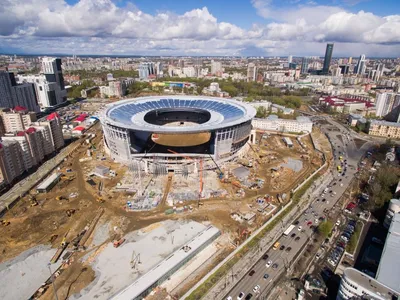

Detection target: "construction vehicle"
[208, 154, 224, 179]
[1, 219, 10, 226]
[65, 209, 76, 217]
[96, 197, 105, 203]
[29, 196, 39, 206]
[113, 238, 125, 248]
[61, 174, 75, 181]
[231, 180, 241, 188]
[56, 196, 68, 201]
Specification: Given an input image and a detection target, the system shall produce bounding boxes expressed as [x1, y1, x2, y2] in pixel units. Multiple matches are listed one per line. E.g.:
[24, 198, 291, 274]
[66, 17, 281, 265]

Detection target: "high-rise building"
[0, 71, 16, 108]
[139, 62, 155, 79]
[247, 63, 257, 82]
[210, 60, 222, 75]
[300, 57, 309, 74]
[348, 57, 353, 64]
[0, 71, 40, 112]
[355, 54, 366, 75]
[0, 107, 36, 133]
[288, 55, 293, 63]
[322, 43, 334, 75]
[375, 92, 400, 117]
[0, 140, 25, 184]
[42, 58, 66, 92]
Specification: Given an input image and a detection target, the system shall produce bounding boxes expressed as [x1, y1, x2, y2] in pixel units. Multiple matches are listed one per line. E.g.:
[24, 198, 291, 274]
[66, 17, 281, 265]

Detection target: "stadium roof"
[102, 96, 256, 133]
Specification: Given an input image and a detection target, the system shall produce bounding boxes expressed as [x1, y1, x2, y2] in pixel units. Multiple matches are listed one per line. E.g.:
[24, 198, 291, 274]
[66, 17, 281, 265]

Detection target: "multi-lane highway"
[224, 118, 371, 300]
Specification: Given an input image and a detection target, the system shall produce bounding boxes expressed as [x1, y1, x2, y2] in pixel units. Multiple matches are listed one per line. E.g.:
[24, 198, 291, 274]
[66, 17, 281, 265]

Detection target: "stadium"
[99, 96, 256, 174]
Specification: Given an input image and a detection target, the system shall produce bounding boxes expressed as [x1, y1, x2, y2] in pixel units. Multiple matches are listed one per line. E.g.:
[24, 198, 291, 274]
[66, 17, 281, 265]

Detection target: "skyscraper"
[322, 43, 334, 75]
[139, 62, 155, 79]
[288, 55, 293, 63]
[300, 57, 309, 74]
[41, 57, 66, 103]
[355, 54, 366, 75]
[247, 63, 257, 82]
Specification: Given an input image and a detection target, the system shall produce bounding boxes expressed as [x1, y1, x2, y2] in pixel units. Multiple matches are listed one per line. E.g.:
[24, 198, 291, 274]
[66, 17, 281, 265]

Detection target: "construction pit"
[0, 127, 330, 300]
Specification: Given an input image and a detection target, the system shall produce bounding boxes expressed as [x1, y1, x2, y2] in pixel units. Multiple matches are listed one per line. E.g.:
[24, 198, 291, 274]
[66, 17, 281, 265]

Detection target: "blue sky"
[1, 0, 399, 56]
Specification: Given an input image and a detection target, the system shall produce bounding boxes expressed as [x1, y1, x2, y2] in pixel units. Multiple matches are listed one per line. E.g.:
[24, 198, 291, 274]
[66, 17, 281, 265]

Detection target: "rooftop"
[370, 120, 400, 128]
[36, 173, 61, 191]
[113, 225, 220, 299]
[376, 213, 400, 293]
[46, 112, 60, 121]
[344, 268, 399, 298]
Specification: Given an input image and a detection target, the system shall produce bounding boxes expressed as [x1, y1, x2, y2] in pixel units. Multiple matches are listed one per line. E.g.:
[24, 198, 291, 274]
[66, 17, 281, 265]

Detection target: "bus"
[283, 224, 295, 236]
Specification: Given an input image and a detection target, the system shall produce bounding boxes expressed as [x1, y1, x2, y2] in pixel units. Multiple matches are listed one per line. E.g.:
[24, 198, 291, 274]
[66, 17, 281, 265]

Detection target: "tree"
[317, 220, 333, 238]
[256, 106, 268, 118]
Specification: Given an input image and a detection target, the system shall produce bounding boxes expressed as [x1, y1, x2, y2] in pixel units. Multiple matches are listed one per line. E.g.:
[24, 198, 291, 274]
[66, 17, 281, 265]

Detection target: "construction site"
[0, 118, 330, 300]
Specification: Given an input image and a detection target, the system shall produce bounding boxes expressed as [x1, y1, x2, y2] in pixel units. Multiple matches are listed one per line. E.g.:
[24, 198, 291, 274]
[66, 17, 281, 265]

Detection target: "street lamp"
[47, 263, 59, 300]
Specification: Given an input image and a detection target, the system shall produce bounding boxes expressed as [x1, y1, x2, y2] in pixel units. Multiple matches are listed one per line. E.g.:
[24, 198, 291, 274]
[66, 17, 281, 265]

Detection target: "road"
[224, 118, 373, 300]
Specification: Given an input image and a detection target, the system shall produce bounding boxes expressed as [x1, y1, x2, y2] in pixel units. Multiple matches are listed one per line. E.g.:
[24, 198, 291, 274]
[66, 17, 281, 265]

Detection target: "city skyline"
[0, 0, 399, 57]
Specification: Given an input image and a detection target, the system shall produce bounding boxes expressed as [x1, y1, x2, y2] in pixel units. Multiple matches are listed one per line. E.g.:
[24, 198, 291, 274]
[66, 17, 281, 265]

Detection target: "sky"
[0, 0, 399, 57]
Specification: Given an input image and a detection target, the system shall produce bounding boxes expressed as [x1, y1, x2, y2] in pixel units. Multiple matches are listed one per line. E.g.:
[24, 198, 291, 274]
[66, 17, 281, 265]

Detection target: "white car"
[298, 226, 302, 231]
[328, 258, 337, 267]
[315, 218, 319, 224]
[266, 260, 272, 268]
[237, 292, 245, 300]
[336, 220, 341, 226]
[227, 297, 232, 300]
[253, 285, 261, 293]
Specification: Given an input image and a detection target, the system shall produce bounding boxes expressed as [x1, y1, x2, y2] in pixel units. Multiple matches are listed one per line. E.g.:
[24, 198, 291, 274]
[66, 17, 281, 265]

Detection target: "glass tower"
[322, 43, 334, 75]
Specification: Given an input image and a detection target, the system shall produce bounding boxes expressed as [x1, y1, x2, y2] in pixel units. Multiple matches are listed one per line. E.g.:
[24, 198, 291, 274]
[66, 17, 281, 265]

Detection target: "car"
[294, 220, 299, 225]
[237, 292, 245, 300]
[316, 198, 320, 202]
[341, 235, 350, 242]
[253, 285, 260, 293]
[322, 198, 326, 202]
[319, 216, 325, 221]
[280, 245, 285, 250]
[262, 254, 269, 260]
[286, 247, 292, 252]
[295, 236, 300, 241]
[227, 297, 233, 300]
[266, 260, 272, 268]
[272, 263, 278, 269]
[307, 221, 313, 226]
[291, 233, 296, 238]
[298, 226, 302, 231]
[263, 273, 269, 280]
[314, 218, 319, 224]
[245, 294, 253, 300]
[336, 220, 341, 226]
[328, 259, 337, 267]
[249, 270, 255, 276]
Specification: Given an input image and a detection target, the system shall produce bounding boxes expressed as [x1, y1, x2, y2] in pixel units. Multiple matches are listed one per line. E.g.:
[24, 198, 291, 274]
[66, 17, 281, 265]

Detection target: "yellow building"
[368, 120, 400, 139]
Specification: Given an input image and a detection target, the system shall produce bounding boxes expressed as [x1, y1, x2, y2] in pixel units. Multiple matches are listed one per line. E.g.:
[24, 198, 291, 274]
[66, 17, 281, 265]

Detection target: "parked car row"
[327, 219, 356, 267]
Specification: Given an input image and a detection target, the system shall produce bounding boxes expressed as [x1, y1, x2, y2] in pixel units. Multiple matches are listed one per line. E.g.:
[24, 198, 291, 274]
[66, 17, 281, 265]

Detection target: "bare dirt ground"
[0, 128, 327, 299]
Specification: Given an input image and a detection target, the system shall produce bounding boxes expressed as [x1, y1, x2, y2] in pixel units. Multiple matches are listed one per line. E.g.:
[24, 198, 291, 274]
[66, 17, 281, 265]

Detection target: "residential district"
[0, 45, 399, 300]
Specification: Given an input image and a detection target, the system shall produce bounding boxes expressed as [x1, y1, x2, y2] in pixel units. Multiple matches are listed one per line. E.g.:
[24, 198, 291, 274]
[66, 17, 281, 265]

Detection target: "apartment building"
[367, 120, 400, 138]
[3, 133, 35, 170]
[0, 140, 25, 184]
[0, 107, 37, 133]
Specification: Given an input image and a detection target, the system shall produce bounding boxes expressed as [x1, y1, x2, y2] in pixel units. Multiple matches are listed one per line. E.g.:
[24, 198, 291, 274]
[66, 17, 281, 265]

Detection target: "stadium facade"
[99, 96, 256, 174]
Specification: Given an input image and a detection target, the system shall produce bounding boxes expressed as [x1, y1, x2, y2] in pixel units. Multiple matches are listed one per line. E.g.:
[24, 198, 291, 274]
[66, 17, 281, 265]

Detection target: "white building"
[247, 63, 257, 82]
[210, 60, 222, 75]
[337, 268, 398, 300]
[384, 199, 400, 229]
[182, 67, 196, 78]
[375, 92, 400, 117]
[252, 115, 313, 133]
[249, 101, 272, 111]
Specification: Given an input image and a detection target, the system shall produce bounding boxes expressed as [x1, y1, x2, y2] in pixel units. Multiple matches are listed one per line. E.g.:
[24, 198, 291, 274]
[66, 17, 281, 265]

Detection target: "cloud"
[0, 0, 399, 56]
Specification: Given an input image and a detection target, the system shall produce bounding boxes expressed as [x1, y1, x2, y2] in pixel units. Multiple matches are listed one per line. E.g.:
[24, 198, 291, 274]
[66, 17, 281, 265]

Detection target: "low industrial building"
[94, 165, 110, 177]
[282, 137, 293, 147]
[113, 225, 220, 300]
[36, 173, 61, 193]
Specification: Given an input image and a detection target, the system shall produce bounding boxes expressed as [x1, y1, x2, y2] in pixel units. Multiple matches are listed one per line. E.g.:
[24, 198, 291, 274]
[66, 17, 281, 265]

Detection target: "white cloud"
[0, 0, 399, 56]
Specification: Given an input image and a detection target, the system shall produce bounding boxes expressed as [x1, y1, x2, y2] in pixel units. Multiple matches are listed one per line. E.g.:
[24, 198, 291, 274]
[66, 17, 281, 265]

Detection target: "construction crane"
[247, 142, 261, 163]
[207, 154, 224, 179]
[130, 250, 141, 269]
[167, 149, 204, 208]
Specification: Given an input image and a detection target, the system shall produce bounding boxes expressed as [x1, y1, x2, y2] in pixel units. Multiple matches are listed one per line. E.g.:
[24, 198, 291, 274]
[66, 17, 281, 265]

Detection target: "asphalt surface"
[224, 118, 372, 300]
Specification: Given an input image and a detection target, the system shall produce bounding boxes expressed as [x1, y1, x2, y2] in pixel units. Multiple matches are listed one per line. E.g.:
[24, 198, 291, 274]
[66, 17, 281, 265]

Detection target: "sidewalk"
[196, 172, 334, 300]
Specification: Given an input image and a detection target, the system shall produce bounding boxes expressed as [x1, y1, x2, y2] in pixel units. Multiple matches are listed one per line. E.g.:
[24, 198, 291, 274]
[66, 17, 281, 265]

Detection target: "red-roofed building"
[25, 127, 36, 134]
[46, 112, 60, 121]
[72, 126, 86, 135]
[14, 106, 28, 112]
[319, 96, 374, 114]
